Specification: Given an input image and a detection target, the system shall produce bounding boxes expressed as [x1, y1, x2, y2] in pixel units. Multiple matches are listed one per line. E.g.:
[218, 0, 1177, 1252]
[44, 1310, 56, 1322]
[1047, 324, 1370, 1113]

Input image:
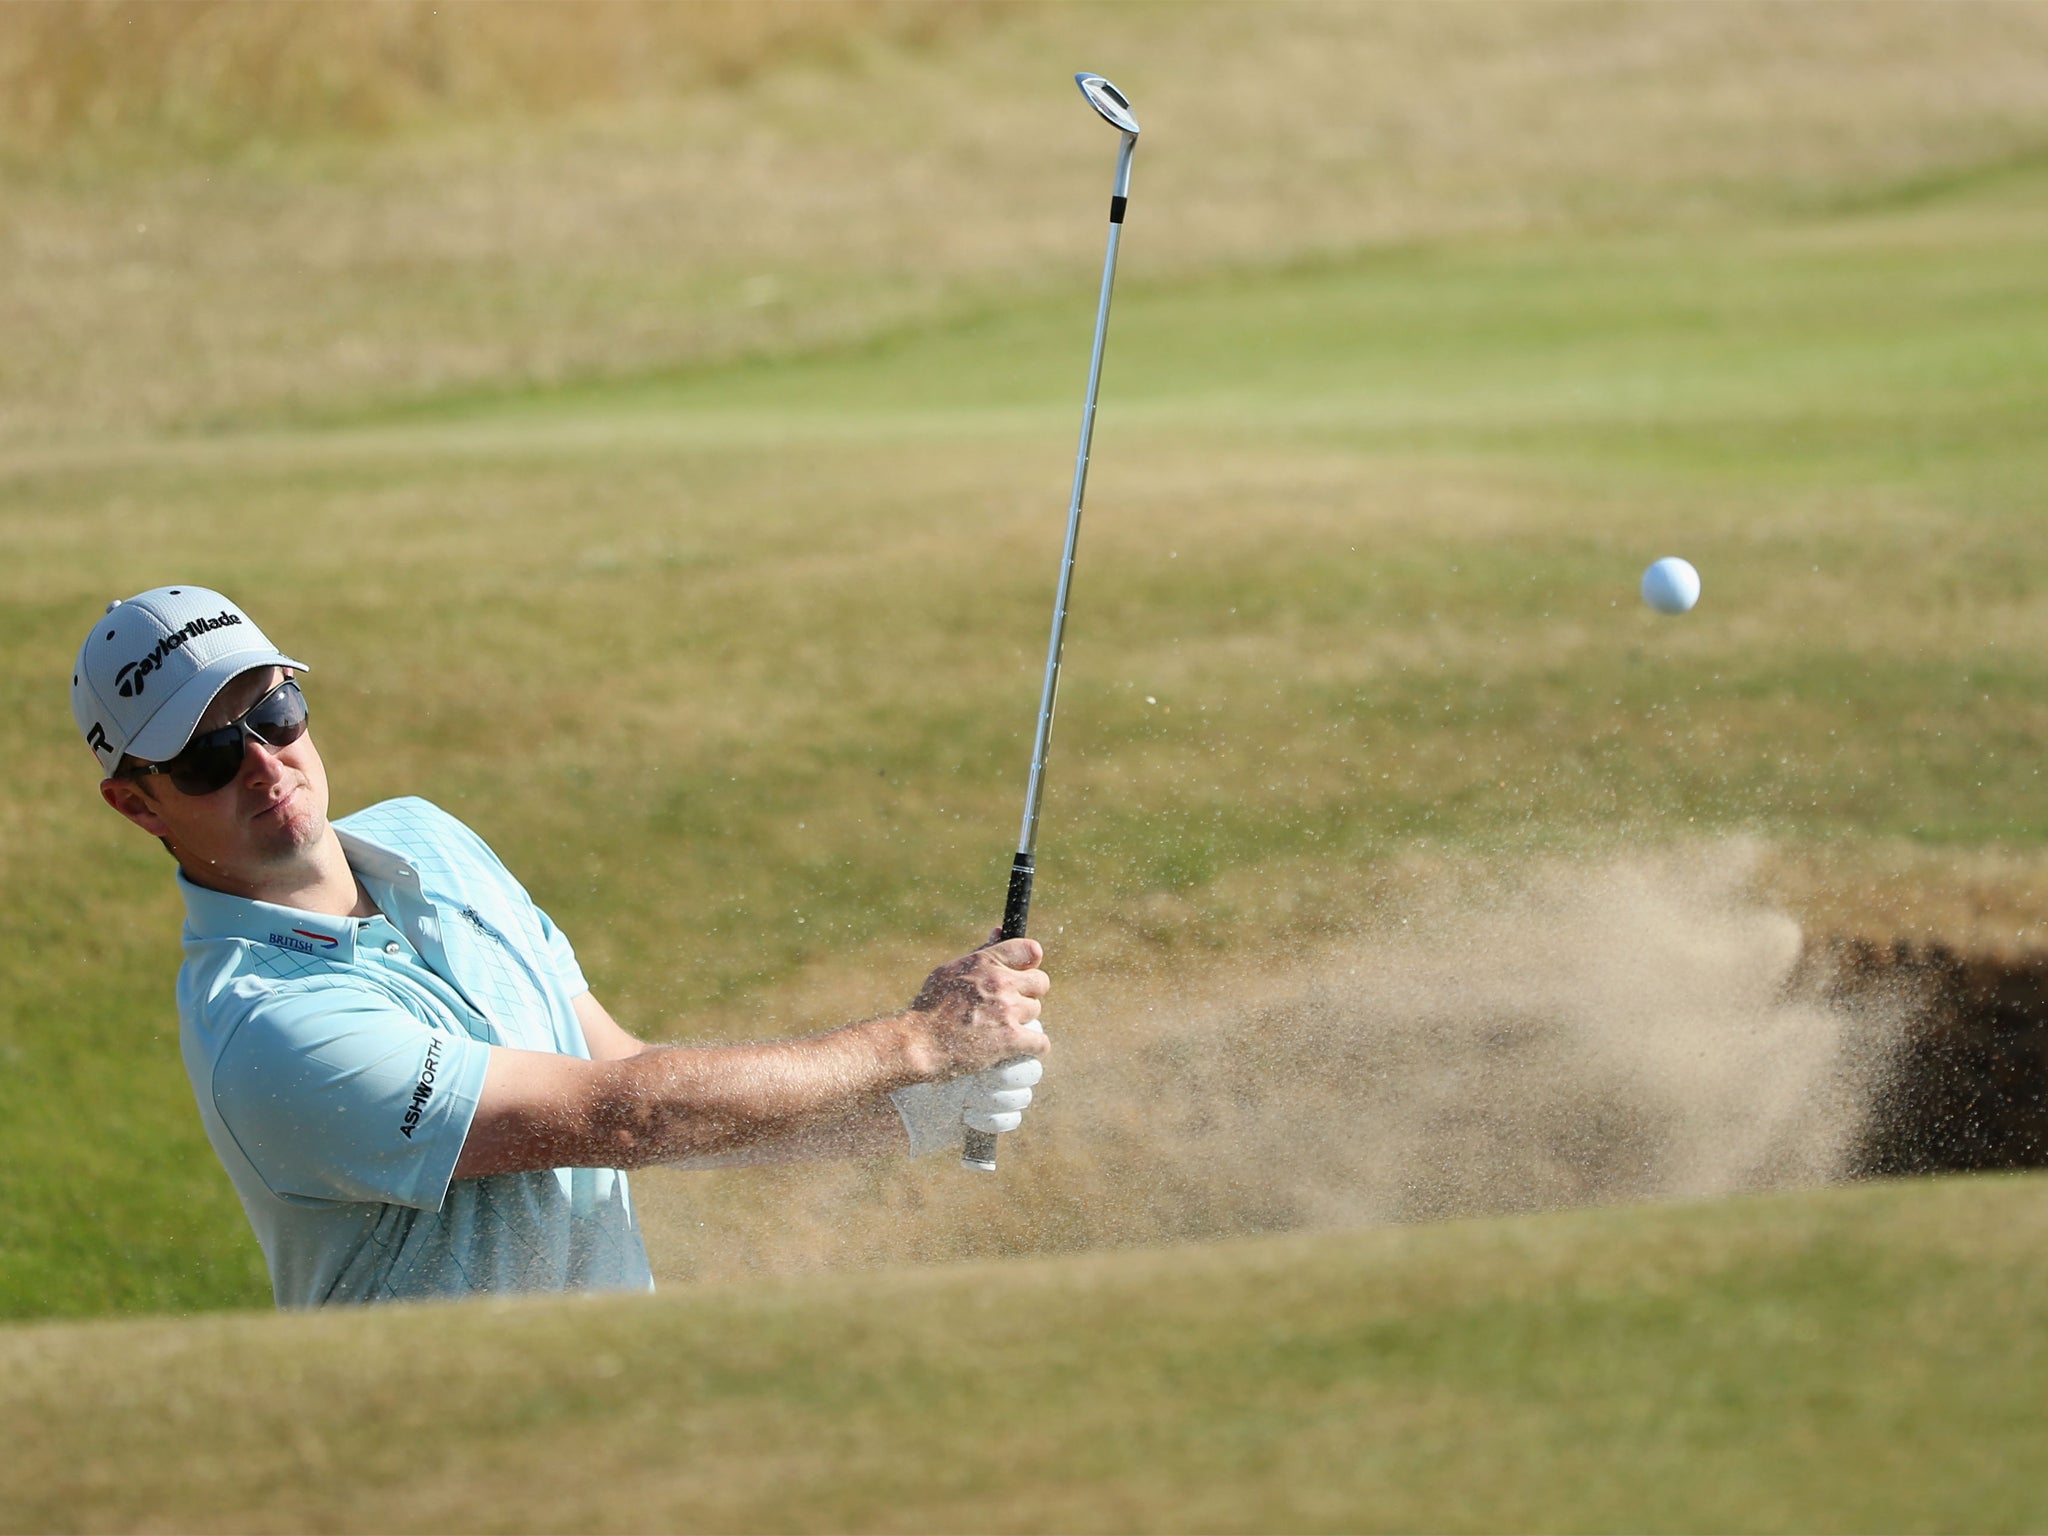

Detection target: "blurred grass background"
[3, 0, 2048, 1324]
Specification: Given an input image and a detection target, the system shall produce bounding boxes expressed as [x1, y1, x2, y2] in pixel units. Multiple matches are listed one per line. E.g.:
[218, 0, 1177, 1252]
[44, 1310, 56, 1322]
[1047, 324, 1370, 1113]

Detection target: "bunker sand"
[635, 845, 1922, 1283]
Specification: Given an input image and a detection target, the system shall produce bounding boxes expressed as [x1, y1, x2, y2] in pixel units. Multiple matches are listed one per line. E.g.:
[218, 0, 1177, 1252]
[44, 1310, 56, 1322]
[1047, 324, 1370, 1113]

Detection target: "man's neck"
[179, 827, 376, 918]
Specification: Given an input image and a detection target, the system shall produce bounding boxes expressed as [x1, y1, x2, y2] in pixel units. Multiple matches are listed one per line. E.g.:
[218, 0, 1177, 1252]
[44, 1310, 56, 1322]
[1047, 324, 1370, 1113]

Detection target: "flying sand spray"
[965, 74, 1142, 1172]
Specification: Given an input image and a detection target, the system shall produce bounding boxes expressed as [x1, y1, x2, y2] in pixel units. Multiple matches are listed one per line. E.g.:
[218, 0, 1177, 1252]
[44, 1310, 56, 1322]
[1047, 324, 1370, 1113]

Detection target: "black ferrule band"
[1109, 195, 1128, 224]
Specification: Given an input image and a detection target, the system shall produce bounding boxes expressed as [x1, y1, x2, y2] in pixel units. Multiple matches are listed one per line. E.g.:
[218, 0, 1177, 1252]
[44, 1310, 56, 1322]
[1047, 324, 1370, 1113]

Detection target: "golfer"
[74, 586, 1050, 1308]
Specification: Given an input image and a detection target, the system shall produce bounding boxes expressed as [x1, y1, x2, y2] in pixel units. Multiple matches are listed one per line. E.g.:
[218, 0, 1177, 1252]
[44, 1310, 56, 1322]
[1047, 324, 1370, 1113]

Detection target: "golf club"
[964, 72, 1142, 1172]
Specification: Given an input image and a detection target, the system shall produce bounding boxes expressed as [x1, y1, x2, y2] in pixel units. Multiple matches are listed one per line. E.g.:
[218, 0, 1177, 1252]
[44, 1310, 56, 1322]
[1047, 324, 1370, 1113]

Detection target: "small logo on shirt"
[460, 906, 509, 948]
[399, 1036, 445, 1140]
[270, 928, 340, 954]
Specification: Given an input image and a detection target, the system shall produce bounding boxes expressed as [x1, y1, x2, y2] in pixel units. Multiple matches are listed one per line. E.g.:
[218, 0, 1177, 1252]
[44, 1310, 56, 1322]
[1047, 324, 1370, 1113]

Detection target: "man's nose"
[242, 735, 290, 778]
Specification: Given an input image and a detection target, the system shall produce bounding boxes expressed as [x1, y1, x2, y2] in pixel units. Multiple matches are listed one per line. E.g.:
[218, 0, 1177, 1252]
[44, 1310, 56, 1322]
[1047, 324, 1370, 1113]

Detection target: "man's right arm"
[451, 938, 1049, 1178]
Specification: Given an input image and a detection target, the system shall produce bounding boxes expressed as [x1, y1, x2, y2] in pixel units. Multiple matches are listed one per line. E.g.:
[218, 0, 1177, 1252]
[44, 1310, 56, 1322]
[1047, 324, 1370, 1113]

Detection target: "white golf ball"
[1641, 556, 1701, 615]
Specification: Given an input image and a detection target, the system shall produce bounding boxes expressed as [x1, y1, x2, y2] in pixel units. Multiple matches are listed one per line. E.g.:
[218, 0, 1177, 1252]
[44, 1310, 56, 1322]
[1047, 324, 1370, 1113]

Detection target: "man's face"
[100, 667, 333, 888]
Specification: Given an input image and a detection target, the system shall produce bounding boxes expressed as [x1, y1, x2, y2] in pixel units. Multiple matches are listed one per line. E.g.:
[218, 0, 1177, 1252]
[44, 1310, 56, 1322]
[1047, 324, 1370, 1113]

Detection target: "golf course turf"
[3, 4, 2047, 1527]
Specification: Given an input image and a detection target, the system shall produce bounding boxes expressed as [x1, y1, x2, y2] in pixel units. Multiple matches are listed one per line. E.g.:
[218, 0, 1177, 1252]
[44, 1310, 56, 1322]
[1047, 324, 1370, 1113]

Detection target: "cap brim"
[125, 652, 311, 762]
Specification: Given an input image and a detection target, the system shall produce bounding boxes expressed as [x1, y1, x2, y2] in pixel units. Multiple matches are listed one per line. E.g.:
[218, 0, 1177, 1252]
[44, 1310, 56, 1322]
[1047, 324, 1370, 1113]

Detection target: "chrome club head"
[1075, 73, 1140, 137]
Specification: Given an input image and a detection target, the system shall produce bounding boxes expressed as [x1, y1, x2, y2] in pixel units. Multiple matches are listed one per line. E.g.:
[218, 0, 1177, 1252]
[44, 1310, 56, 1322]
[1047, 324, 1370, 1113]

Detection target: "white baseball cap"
[72, 586, 310, 776]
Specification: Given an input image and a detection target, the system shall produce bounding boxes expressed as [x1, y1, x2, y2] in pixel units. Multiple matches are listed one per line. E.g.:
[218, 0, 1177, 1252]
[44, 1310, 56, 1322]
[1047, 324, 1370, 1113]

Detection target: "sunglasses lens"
[159, 681, 309, 795]
[165, 733, 248, 796]
[246, 681, 309, 748]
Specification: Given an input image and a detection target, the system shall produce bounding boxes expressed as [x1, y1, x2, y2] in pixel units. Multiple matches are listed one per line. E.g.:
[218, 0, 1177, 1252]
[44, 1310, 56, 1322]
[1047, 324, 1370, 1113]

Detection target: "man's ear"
[102, 775, 172, 839]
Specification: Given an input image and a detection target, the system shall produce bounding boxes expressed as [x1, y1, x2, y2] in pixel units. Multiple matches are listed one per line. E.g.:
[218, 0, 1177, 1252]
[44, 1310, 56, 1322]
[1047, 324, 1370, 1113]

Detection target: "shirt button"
[384, 941, 403, 956]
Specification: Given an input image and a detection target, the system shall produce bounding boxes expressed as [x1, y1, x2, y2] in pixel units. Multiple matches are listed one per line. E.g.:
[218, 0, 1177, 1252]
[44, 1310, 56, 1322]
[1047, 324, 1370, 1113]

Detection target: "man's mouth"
[255, 785, 299, 822]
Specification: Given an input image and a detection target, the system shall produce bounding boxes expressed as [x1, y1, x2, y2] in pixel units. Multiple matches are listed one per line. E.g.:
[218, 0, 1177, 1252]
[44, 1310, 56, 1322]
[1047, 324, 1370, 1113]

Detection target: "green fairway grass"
[4, 1174, 2044, 1533]
[5, 2, 2048, 1321]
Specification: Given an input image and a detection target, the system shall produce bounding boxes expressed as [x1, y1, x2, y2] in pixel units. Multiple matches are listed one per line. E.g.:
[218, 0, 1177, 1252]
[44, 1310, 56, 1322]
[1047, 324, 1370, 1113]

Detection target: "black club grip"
[963, 856, 1035, 1171]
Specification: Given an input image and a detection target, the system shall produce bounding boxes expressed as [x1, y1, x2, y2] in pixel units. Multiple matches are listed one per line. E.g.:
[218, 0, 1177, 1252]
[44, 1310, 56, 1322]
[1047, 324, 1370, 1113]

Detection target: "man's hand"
[900, 937, 1051, 1082]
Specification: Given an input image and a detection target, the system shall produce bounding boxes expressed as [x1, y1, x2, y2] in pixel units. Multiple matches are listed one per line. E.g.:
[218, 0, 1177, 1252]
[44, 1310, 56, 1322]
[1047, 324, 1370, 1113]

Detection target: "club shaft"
[1015, 215, 1125, 868]
[965, 135, 1135, 1174]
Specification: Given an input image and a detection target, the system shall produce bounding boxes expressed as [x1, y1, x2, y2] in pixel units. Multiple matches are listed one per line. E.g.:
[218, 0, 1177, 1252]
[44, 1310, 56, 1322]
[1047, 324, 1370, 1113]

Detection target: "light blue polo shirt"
[175, 797, 653, 1308]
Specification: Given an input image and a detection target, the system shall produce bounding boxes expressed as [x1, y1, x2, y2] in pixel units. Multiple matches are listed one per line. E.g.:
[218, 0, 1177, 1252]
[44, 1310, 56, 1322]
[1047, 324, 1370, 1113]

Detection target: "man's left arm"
[569, 990, 905, 1163]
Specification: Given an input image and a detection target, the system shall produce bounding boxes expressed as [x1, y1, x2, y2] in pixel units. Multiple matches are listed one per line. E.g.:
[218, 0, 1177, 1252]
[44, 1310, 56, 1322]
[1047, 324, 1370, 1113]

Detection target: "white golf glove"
[890, 1025, 1046, 1159]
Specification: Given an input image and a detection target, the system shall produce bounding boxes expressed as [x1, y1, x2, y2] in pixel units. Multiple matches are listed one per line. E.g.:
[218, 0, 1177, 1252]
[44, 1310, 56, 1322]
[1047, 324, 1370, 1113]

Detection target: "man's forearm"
[588, 1014, 927, 1169]
[660, 1094, 907, 1169]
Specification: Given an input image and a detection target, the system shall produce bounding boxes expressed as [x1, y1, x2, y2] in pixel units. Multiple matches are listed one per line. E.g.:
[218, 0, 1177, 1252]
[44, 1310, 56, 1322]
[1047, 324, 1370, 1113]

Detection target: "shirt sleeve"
[533, 903, 589, 998]
[209, 985, 490, 1210]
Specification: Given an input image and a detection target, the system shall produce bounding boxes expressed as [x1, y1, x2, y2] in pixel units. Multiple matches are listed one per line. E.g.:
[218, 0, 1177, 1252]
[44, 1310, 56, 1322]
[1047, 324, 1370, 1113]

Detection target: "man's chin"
[270, 803, 328, 851]
[249, 793, 328, 860]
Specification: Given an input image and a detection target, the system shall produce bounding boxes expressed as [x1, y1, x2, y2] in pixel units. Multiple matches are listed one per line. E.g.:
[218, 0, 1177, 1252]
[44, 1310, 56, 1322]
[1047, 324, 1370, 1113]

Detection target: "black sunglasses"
[128, 679, 310, 797]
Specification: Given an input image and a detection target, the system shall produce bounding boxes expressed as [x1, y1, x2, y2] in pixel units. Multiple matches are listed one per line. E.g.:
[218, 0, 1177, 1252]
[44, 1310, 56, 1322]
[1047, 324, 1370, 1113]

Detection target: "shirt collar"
[175, 825, 422, 963]
[334, 826, 422, 891]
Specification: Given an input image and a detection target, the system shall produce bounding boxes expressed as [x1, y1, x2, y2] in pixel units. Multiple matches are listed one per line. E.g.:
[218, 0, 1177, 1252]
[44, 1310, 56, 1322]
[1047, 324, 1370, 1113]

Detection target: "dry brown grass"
[0, 0, 985, 152]
[1758, 840, 2048, 961]
[6, 3, 2048, 442]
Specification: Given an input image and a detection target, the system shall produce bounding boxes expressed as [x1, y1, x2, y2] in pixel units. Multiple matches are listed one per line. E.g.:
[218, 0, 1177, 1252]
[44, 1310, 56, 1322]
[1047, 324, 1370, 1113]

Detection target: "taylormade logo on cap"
[71, 586, 309, 775]
[114, 610, 243, 698]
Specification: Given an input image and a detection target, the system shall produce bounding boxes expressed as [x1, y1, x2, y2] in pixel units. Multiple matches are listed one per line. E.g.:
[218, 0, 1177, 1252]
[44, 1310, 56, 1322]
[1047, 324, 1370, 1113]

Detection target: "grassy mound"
[4, 1174, 2045, 1532]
